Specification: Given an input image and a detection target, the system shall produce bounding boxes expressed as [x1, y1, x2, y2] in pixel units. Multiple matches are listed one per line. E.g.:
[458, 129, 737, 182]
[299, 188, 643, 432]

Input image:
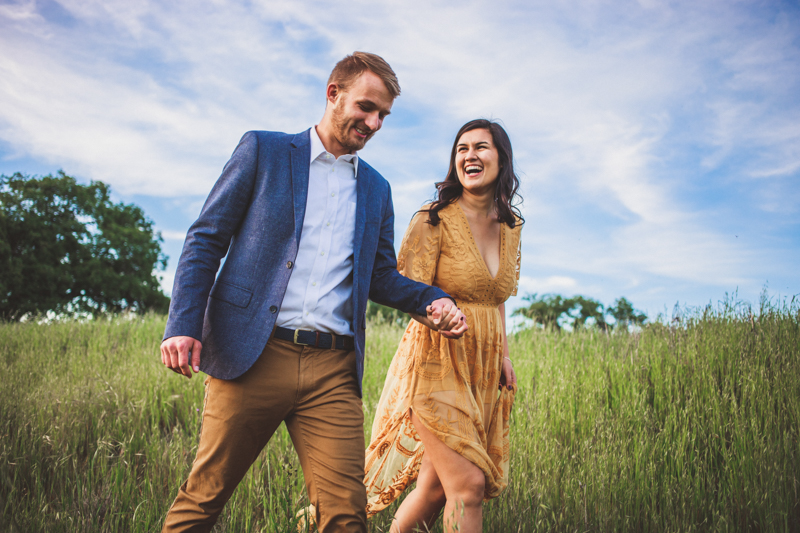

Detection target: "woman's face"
[454, 128, 500, 196]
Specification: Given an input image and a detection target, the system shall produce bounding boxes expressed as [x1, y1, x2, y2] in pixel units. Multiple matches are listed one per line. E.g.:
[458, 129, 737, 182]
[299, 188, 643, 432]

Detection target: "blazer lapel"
[353, 165, 372, 297]
[290, 130, 311, 244]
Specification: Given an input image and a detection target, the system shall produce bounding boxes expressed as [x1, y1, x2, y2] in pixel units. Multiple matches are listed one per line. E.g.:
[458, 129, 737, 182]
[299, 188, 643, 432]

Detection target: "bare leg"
[395, 410, 485, 533]
[391, 454, 446, 532]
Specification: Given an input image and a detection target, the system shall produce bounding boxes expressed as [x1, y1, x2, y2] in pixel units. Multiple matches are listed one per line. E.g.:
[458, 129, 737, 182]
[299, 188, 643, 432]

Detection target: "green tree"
[569, 295, 609, 331]
[0, 171, 169, 319]
[511, 293, 574, 331]
[608, 297, 647, 329]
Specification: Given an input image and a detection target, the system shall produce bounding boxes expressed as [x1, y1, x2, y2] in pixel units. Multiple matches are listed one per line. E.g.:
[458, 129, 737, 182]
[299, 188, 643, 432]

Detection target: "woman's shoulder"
[431, 201, 460, 222]
[506, 215, 523, 250]
[410, 202, 458, 224]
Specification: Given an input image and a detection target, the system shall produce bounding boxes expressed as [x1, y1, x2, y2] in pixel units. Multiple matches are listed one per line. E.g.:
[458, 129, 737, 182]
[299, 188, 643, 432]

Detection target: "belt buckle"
[293, 328, 304, 345]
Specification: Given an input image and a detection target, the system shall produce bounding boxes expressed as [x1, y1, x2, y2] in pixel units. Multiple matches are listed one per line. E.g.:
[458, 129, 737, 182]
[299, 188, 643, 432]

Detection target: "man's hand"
[161, 336, 203, 379]
[426, 298, 468, 339]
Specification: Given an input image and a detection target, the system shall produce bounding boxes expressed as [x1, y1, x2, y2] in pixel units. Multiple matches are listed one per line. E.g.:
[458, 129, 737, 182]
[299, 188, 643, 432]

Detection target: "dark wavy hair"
[424, 119, 523, 228]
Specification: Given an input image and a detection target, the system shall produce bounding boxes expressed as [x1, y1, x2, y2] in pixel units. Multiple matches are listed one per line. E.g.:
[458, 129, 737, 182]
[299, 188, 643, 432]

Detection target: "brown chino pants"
[162, 337, 367, 533]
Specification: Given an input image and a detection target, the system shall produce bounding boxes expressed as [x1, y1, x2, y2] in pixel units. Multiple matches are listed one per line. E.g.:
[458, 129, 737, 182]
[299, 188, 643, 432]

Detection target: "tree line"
[368, 293, 647, 333]
[512, 293, 647, 331]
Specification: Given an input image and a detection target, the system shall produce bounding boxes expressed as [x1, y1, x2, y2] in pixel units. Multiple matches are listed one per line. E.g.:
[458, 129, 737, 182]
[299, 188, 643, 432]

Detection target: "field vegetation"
[1, 296, 798, 532]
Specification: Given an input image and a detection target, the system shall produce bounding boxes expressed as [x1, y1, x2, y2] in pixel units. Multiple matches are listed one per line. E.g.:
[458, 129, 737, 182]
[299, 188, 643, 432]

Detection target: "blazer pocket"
[210, 281, 253, 308]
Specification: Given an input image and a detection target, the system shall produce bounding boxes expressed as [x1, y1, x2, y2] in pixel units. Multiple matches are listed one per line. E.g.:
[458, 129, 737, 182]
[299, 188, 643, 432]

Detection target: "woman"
[364, 119, 523, 533]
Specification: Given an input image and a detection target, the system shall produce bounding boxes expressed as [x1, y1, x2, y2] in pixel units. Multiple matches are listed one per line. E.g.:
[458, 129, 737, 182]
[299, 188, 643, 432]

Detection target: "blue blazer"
[163, 129, 450, 393]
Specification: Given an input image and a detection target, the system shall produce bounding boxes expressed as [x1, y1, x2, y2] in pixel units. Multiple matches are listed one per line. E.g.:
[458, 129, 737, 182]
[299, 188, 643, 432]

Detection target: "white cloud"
[0, 0, 38, 21]
[0, 0, 798, 312]
[159, 230, 188, 241]
[518, 275, 578, 295]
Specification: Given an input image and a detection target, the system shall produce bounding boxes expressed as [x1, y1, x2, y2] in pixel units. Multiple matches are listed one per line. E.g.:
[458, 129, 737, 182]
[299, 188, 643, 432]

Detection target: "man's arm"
[368, 185, 467, 337]
[161, 132, 260, 378]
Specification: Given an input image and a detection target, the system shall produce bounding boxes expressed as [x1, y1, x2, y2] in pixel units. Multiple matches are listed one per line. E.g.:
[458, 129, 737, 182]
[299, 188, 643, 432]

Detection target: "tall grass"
[1, 298, 798, 532]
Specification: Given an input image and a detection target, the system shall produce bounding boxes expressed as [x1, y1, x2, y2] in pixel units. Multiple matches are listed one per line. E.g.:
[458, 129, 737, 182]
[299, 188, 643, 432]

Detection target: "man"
[160, 52, 467, 532]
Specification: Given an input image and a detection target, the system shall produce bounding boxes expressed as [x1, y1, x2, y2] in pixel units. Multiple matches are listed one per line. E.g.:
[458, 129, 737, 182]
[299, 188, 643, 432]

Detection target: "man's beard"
[331, 104, 371, 153]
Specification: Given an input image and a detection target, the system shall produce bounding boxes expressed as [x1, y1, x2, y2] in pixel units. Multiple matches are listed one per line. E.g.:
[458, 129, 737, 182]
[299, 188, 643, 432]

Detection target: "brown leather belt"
[273, 326, 355, 351]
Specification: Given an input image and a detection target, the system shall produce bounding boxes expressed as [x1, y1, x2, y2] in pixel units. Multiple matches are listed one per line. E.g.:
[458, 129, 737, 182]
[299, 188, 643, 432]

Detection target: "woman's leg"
[391, 454, 446, 532]
[401, 410, 486, 533]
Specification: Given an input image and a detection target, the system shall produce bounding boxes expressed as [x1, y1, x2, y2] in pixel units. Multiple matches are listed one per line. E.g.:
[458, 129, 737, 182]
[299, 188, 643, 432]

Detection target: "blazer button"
[270, 305, 277, 313]
[286, 261, 293, 269]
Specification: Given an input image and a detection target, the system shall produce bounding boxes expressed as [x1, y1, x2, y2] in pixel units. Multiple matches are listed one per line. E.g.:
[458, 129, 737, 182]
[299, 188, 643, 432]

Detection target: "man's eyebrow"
[359, 98, 391, 115]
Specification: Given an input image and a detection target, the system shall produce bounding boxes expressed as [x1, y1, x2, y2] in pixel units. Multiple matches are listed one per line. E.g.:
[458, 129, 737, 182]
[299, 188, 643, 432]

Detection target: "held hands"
[161, 336, 202, 379]
[425, 298, 468, 339]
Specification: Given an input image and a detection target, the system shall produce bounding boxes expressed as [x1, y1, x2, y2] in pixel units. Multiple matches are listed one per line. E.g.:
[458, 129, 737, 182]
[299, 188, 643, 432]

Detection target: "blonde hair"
[328, 52, 401, 98]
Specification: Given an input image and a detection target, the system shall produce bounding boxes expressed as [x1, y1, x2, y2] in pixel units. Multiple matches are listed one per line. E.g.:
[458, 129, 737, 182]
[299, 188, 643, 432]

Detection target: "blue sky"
[1, 0, 798, 321]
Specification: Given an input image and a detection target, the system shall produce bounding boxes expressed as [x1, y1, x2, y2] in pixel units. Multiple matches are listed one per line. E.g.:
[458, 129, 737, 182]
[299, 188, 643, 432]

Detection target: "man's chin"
[343, 138, 368, 153]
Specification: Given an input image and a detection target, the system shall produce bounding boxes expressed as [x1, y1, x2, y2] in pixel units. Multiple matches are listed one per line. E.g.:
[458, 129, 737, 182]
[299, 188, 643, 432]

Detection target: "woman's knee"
[416, 471, 447, 505]
[448, 468, 485, 507]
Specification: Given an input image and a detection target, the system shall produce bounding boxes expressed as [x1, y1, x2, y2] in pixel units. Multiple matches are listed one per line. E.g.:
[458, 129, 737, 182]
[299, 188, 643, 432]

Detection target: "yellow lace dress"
[364, 202, 520, 517]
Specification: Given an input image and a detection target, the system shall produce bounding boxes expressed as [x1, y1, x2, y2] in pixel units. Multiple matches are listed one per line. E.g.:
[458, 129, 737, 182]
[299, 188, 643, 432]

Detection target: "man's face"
[330, 71, 394, 153]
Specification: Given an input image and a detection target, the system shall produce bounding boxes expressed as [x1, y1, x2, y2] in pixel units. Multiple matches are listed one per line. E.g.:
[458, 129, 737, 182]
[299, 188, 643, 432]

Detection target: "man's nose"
[365, 112, 381, 132]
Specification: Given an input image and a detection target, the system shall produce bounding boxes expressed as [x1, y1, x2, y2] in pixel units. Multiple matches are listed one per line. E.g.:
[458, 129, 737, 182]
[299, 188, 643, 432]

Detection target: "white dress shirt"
[276, 126, 359, 336]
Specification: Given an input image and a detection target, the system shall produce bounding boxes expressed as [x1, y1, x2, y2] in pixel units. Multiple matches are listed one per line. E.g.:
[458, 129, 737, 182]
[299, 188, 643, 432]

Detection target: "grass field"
[1, 298, 799, 532]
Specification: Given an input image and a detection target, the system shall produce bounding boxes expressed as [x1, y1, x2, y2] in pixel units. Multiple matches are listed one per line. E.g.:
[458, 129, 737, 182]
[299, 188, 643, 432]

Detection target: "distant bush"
[366, 300, 408, 327]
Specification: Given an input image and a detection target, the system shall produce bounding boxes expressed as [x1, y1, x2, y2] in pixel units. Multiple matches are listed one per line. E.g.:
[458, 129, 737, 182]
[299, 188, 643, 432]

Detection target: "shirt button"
[269, 305, 277, 313]
[320, 251, 325, 256]
[312, 282, 317, 286]
[331, 192, 335, 197]
[286, 261, 293, 269]
[326, 222, 330, 227]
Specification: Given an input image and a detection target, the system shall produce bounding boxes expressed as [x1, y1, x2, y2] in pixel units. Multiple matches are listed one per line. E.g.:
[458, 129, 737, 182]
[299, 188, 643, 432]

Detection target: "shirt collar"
[310, 126, 359, 177]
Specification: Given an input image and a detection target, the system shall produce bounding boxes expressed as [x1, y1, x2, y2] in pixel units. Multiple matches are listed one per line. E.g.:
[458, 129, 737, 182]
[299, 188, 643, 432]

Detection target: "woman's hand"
[426, 299, 468, 338]
[499, 357, 516, 391]
[410, 299, 469, 339]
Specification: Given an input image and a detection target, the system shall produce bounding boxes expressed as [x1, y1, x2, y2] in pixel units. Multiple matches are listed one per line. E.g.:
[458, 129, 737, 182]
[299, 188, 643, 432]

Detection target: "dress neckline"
[453, 201, 505, 282]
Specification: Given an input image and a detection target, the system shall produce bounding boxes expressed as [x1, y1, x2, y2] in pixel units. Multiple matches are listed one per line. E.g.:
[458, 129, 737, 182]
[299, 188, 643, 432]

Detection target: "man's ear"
[326, 83, 341, 105]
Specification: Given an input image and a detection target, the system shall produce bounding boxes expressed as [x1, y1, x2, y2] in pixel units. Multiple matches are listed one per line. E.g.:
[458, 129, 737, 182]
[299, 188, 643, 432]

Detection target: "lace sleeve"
[397, 210, 441, 285]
